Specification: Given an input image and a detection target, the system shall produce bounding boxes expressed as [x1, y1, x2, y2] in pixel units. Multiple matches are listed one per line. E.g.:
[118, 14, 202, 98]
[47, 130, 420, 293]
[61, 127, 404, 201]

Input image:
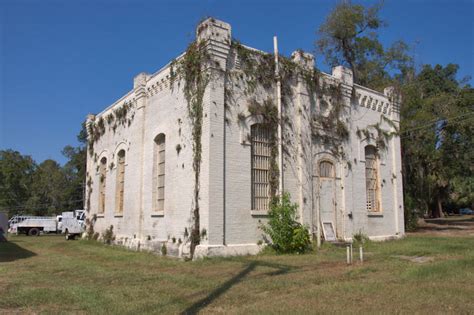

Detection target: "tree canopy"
[317, 1, 473, 224]
[0, 124, 87, 217]
[316, 2, 412, 90]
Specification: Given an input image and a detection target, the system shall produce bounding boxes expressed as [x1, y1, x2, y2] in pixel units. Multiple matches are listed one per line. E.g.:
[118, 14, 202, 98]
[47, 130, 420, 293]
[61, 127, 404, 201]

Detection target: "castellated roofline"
[89, 17, 395, 121]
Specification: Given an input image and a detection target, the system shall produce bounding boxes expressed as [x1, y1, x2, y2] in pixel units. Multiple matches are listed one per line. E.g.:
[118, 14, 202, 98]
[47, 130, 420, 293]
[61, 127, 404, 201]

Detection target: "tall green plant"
[260, 193, 311, 254]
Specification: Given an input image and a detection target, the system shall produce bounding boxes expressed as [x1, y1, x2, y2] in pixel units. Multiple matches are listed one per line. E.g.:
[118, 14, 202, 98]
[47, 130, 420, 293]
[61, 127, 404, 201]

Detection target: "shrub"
[161, 243, 167, 256]
[260, 193, 311, 254]
[103, 225, 115, 245]
[85, 214, 97, 240]
[352, 230, 370, 246]
[404, 196, 419, 231]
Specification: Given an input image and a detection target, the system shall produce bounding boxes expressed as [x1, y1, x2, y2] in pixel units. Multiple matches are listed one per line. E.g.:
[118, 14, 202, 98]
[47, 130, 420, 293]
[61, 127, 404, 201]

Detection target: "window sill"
[114, 214, 123, 218]
[367, 213, 383, 217]
[251, 210, 269, 216]
[96, 214, 105, 218]
[151, 211, 165, 217]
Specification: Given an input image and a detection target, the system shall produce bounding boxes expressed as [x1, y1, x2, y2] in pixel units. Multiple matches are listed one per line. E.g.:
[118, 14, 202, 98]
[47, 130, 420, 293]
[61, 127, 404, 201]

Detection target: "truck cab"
[61, 210, 86, 240]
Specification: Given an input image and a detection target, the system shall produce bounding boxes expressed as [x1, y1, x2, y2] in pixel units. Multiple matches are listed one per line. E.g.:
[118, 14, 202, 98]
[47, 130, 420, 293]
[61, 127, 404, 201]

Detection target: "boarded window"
[115, 150, 125, 214]
[365, 146, 381, 212]
[251, 124, 271, 211]
[154, 134, 166, 212]
[98, 157, 107, 214]
[319, 161, 334, 178]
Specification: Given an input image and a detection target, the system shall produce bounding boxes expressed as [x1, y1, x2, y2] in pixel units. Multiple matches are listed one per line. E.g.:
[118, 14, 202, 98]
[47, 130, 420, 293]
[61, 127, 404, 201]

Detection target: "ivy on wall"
[227, 41, 351, 181]
[356, 115, 399, 150]
[87, 101, 135, 157]
[169, 40, 210, 259]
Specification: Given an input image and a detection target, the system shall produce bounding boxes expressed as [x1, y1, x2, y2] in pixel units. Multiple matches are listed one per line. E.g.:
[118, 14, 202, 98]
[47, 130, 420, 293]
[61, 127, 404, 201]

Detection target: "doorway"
[314, 160, 337, 240]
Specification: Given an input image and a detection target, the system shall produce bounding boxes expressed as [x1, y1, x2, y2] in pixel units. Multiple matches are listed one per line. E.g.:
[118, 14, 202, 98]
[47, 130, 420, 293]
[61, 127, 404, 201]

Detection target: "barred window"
[365, 145, 381, 212]
[319, 161, 334, 178]
[251, 124, 271, 211]
[154, 134, 166, 212]
[115, 150, 126, 214]
[98, 157, 107, 214]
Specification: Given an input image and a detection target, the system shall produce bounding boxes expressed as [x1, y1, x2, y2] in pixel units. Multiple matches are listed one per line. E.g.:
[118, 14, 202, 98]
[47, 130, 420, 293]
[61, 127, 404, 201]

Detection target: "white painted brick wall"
[85, 18, 405, 257]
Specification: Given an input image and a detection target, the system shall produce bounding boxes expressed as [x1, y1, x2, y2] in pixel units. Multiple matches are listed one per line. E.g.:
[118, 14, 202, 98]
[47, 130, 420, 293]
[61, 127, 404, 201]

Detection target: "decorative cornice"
[355, 88, 391, 115]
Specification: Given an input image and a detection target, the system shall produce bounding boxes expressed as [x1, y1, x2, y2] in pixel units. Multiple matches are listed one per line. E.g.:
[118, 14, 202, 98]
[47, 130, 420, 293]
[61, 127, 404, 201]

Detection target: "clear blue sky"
[1, 0, 473, 164]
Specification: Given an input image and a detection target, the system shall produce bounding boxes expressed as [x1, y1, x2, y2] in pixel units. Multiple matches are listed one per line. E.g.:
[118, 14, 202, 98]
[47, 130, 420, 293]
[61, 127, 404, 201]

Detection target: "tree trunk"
[432, 195, 445, 218]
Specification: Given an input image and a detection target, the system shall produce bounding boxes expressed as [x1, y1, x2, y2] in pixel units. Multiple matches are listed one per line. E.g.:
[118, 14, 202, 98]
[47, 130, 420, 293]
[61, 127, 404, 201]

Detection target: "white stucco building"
[85, 18, 404, 258]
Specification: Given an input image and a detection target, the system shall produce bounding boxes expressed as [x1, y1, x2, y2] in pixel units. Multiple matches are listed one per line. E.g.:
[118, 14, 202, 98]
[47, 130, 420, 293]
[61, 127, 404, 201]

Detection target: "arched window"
[115, 150, 126, 214]
[153, 134, 166, 212]
[251, 124, 271, 211]
[98, 157, 107, 214]
[319, 160, 334, 178]
[365, 145, 381, 212]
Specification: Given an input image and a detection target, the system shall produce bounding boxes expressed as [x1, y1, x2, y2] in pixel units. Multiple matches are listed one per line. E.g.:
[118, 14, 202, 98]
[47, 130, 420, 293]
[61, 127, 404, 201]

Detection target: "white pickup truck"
[9, 215, 62, 236]
[61, 210, 86, 240]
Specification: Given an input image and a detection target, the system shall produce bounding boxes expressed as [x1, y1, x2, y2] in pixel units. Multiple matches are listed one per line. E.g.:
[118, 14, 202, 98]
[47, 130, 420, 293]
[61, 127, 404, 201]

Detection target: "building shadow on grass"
[181, 260, 296, 314]
[0, 240, 36, 262]
[425, 217, 474, 226]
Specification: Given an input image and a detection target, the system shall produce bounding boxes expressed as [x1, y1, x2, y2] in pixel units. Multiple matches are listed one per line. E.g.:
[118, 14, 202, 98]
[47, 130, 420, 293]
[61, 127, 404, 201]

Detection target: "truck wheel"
[28, 228, 40, 236]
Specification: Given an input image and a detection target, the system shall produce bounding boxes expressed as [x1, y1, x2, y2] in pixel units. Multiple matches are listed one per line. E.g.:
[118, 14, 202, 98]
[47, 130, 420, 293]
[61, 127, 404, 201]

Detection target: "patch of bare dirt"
[408, 215, 474, 237]
[393, 255, 435, 263]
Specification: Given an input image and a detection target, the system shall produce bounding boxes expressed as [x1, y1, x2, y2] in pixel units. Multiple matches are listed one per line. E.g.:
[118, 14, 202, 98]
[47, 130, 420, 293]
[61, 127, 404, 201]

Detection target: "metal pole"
[346, 244, 351, 265]
[359, 246, 364, 263]
[350, 243, 353, 263]
[274, 36, 283, 197]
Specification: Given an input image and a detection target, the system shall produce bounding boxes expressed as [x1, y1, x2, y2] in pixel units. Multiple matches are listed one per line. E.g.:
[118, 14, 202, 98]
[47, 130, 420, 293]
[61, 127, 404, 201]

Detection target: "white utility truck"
[9, 215, 62, 236]
[60, 210, 86, 240]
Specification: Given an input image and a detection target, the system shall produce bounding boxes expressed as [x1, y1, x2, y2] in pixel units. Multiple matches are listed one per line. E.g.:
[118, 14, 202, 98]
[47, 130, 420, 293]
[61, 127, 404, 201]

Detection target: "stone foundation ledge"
[193, 243, 263, 259]
[343, 233, 404, 243]
[92, 235, 263, 259]
[369, 234, 404, 241]
[111, 235, 191, 258]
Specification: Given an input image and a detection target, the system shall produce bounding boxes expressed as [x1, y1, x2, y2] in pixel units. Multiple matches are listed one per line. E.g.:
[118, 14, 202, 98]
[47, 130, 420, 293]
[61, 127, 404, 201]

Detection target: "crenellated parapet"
[331, 66, 353, 102]
[384, 86, 402, 123]
[196, 18, 232, 71]
[354, 85, 392, 115]
[145, 65, 173, 98]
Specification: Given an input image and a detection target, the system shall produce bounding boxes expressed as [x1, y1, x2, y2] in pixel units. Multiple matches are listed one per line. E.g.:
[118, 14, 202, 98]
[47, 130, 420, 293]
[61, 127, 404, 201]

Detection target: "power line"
[400, 115, 474, 139]
[400, 111, 474, 135]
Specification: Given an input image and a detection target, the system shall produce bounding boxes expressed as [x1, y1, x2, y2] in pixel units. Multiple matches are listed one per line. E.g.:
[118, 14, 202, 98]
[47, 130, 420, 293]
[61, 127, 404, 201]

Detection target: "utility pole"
[274, 36, 283, 196]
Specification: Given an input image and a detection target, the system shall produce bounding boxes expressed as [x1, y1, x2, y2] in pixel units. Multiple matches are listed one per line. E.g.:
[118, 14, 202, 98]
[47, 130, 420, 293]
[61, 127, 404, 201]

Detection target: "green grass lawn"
[1, 234, 473, 314]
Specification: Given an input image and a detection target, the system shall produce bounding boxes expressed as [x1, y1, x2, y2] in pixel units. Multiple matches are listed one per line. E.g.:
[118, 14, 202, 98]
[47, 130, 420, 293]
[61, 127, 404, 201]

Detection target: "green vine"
[310, 83, 350, 158]
[169, 40, 210, 259]
[356, 114, 398, 150]
[229, 40, 350, 168]
[86, 174, 93, 212]
[87, 101, 135, 157]
[248, 98, 280, 199]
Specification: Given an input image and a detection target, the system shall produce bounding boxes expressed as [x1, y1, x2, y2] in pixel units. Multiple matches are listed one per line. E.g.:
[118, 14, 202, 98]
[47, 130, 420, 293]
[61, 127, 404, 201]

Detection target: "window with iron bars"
[365, 145, 381, 212]
[251, 124, 272, 211]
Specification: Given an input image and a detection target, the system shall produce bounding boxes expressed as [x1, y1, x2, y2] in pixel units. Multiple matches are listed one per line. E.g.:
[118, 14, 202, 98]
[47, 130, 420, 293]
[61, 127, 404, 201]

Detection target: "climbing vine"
[169, 40, 210, 258]
[87, 101, 135, 157]
[356, 114, 399, 150]
[247, 98, 280, 199]
[86, 174, 92, 212]
[310, 83, 350, 158]
[228, 41, 351, 186]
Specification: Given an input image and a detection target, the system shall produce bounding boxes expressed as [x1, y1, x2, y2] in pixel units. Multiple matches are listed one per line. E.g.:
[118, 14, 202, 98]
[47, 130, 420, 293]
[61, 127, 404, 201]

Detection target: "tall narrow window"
[251, 124, 271, 211]
[98, 157, 107, 214]
[319, 161, 334, 178]
[365, 145, 381, 212]
[115, 150, 125, 214]
[153, 134, 166, 212]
